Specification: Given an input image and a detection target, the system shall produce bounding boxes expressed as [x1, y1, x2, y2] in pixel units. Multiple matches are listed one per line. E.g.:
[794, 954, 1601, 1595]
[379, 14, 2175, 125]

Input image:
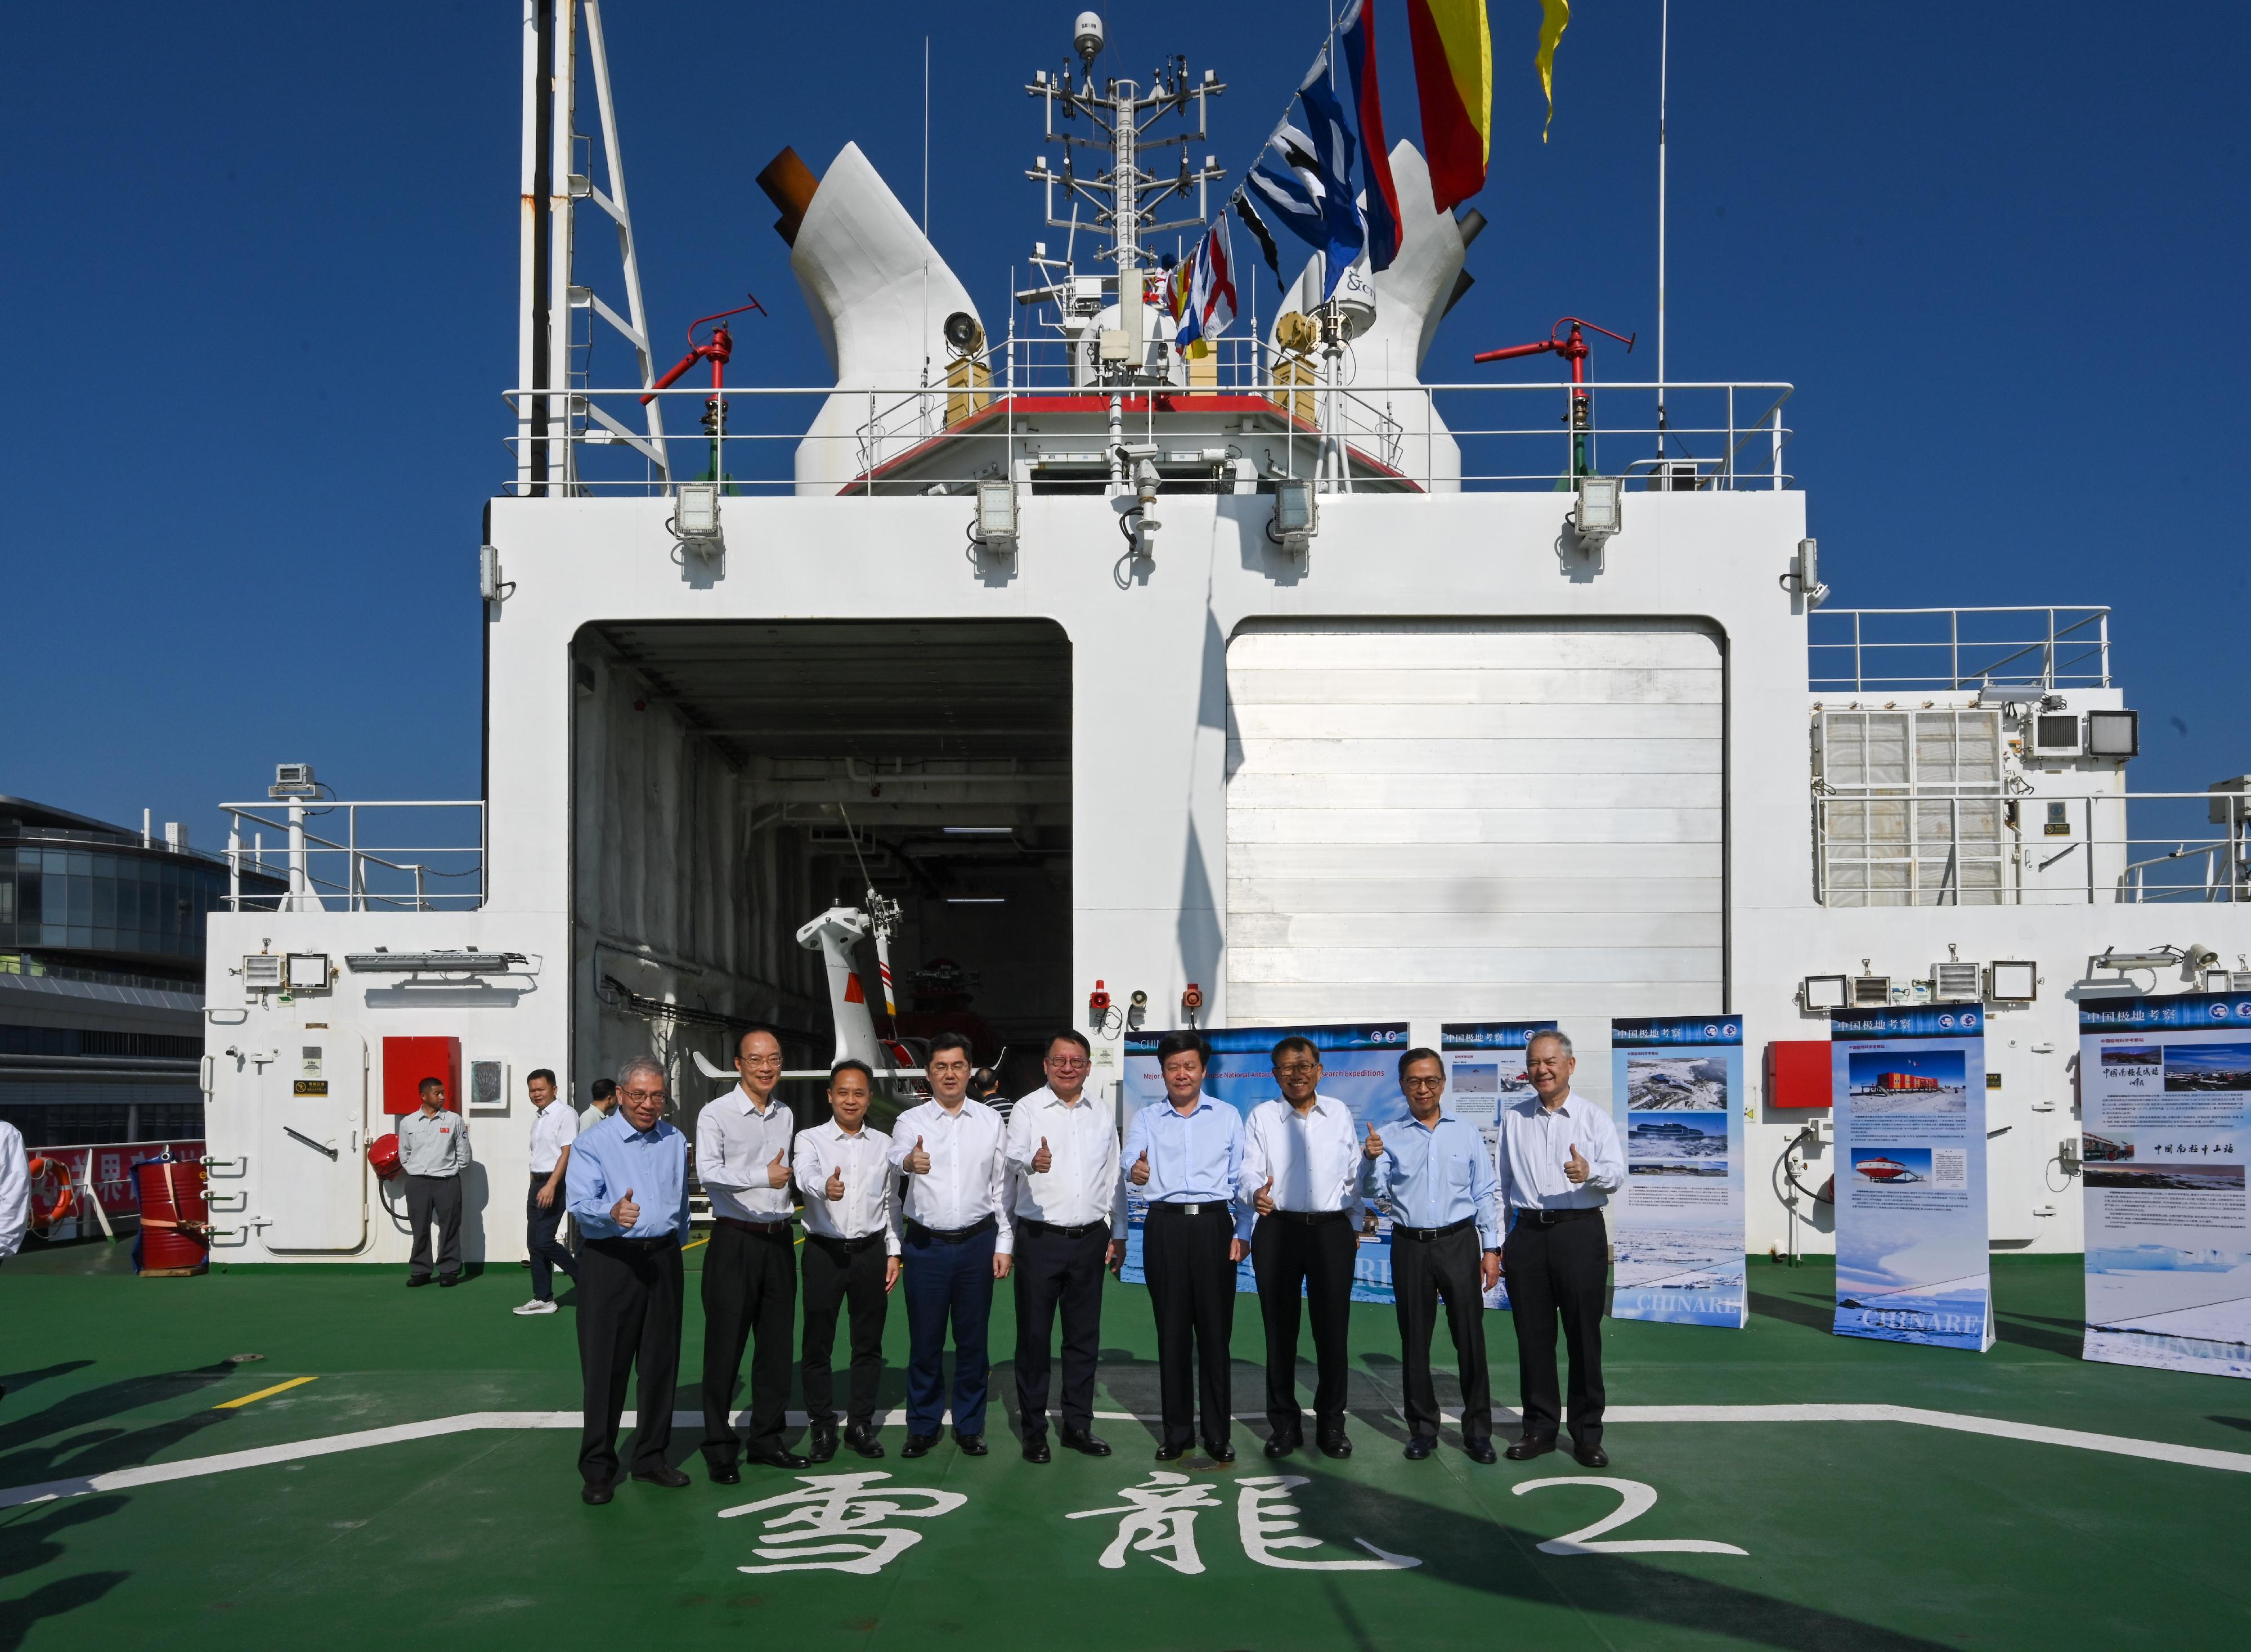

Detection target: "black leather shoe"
[1262, 1434, 1296, 1459]
[1021, 1432, 1052, 1464]
[1573, 1442, 1610, 1468]
[1316, 1430, 1352, 1460]
[807, 1424, 839, 1465]
[746, 1446, 811, 1470]
[405, 1276, 432, 1288]
[1059, 1427, 1111, 1457]
[901, 1433, 939, 1459]
[1465, 1439, 1499, 1465]
[630, 1465, 692, 1488]
[705, 1462, 741, 1485]
[954, 1432, 988, 1456]
[1154, 1441, 1189, 1461]
[438, 1275, 461, 1288]
[842, 1424, 886, 1460]
[1204, 1439, 1236, 1464]
[580, 1480, 613, 1505]
[1504, 1435, 1557, 1461]
[1403, 1435, 1436, 1461]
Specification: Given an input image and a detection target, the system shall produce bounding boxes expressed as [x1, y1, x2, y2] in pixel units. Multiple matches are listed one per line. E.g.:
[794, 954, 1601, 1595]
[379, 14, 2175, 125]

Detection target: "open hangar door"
[572, 618, 1071, 1121]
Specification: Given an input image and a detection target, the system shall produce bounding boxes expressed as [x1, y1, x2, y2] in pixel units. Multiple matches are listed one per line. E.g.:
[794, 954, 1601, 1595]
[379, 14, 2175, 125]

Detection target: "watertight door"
[261, 1027, 369, 1251]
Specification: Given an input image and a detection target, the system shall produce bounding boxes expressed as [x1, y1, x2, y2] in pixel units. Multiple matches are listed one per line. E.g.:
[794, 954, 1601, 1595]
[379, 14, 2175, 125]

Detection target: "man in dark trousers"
[566, 1057, 692, 1504]
[1361, 1047, 1501, 1463]
[1494, 1030, 1624, 1467]
[1003, 1030, 1124, 1462]
[792, 1060, 901, 1462]
[1123, 1030, 1246, 1462]
[516, 1067, 578, 1316]
[396, 1076, 470, 1287]
[694, 1027, 807, 1479]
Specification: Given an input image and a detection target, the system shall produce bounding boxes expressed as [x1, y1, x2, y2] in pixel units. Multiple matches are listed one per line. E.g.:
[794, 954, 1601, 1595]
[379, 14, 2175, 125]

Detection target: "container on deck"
[135, 1158, 210, 1276]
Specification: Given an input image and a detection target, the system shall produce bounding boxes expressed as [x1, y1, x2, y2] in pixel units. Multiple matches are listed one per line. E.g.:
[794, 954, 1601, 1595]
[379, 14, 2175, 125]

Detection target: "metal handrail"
[1810, 607, 2113, 693]
[219, 800, 485, 914]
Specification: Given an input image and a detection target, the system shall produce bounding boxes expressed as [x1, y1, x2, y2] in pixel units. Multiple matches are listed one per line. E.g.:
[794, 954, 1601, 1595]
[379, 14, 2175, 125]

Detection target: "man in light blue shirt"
[1361, 1047, 1501, 1463]
[1122, 1030, 1246, 1462]
[566, 1057, 692, 1505]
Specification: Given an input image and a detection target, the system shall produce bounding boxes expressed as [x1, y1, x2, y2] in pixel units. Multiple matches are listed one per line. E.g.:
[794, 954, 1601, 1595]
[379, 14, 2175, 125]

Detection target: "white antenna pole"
[922, 35, 931, 235]
[1656, 0, 1669, 460]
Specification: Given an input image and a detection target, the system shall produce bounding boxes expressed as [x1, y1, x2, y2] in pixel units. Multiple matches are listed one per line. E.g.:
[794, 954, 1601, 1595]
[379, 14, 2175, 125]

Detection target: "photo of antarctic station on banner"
[2079, 994, 2251, 1380]
[1440, 1021, 1554, 1312]
[1611, 1018, 1747, 1329]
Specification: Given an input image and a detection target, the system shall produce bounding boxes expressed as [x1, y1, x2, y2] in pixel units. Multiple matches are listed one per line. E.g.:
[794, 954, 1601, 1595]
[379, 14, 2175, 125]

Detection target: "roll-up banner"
[1830, 1006, 1992, 1350]
[1440, 1021, 1556, 1310]
[1121, 1023, 1409, 1302]
[2077, 992, 2251, 1380]
[1609, 1016, 1747, 1328]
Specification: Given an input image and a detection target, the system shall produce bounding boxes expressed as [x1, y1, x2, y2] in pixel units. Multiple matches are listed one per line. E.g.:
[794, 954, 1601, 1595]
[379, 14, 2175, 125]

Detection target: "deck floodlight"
[1800, 973, 1849, 1013]
[2086, 708, 2139, 758]
[974, 479, 1019, 554]
[1269, 477, 1317, 555]
[270, 764, 318, 800]
[673, 481, 722, 551]
[1985, 960, 2038, 1003]
[1574, 474, 1622, 550]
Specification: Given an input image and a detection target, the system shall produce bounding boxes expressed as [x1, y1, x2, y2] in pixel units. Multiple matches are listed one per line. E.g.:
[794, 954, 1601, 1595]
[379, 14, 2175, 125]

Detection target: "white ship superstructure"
[198, 4, 2251, 1267]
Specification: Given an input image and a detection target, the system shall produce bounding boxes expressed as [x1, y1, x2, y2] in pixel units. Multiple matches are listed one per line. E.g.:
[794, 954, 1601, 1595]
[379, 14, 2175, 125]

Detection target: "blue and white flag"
[1243, 51, 1366, 303]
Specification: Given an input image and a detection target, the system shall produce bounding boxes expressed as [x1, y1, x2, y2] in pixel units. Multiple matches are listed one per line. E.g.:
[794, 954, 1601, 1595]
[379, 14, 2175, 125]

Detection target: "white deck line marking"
[5, 1401, 2246, 1510]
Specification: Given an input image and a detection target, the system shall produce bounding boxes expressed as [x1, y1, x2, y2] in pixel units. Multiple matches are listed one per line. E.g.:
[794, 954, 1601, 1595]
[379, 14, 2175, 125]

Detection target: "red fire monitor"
[1764, 1040, 1834, 1110]
[382, 1036, 462, 1117]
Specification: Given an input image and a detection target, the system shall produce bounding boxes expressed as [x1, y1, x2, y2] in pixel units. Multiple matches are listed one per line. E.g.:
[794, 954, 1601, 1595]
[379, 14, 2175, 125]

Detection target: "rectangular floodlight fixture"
[1986, 960, 2038, 1003]
[1270, 478, 1317, 554]
[1574, 475, 1622, 546]
[2086, 708, 2139, 758]
[1800, 973, 1850, 1012]
[2033, 713, 2081, 755]
[675, 482, 721, 541]
[975, 480, 1019, 553]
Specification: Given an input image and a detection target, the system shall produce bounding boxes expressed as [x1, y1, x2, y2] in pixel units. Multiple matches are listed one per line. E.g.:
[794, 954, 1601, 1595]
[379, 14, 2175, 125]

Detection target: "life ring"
[25, 1155, 77, 1238]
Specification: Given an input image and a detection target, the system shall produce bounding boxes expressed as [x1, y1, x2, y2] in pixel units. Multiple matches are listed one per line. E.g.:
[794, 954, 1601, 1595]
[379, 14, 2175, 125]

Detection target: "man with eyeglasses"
[695, 1026, 808, 1480]
[566, 1057, 692, 1505]
[1361, 1047, 1501, 1462]
[1239, 1036, 1366, 1460]
[889, 1030, 1012, 1458]
[1003, 1029, 1125, 1463]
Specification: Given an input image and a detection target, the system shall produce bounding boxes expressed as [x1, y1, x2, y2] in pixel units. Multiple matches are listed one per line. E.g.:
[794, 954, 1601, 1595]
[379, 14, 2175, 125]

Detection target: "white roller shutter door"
[1226, 619, 1725, 1022]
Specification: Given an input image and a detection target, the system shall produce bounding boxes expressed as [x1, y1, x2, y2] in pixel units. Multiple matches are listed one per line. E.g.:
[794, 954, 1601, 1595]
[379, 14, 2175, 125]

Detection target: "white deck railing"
[219, 801, 485, 913]
[1810, 607, 2112, 694]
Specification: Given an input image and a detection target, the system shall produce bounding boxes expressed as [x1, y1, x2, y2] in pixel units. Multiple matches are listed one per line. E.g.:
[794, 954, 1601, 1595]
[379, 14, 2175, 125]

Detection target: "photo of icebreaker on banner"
[1830, 1005, 1992, 1350]
[1439, 1021, 1557, 1311]
[1609, 1016, 1747, 1328]
[2077, 991, 2251, 1380]
[1120, 1022, 1410, 1303]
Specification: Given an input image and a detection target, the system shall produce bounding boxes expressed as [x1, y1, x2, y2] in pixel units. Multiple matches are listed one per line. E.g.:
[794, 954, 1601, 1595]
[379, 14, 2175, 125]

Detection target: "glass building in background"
[0, 796, 284, 1146]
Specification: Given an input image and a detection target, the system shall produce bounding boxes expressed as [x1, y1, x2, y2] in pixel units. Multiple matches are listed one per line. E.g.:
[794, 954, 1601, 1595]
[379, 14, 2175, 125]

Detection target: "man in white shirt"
[696, 1027, 808, 1479]
[888, 1031, 1012, 1458]
[0, 1119, 28, 1265]
[1003, 1029, 1124, 1463]
[517, 1067, 579, 1315]
[794, 1059, 901, 1463]
[1494, 1029, 1625, 1467]
[396, 1076, 471, 1286]
[1240, 1035, 1367, 1460]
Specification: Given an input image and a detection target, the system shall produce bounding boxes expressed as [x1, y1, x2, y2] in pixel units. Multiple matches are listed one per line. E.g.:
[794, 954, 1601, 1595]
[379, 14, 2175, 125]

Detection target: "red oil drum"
[136, 1158, 210, 1276]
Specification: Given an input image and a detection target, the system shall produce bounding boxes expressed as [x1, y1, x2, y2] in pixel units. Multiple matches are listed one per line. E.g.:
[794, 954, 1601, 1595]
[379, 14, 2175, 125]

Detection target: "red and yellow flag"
[1536, 0, 1571, 143]
[1406, 0, 1492, 212]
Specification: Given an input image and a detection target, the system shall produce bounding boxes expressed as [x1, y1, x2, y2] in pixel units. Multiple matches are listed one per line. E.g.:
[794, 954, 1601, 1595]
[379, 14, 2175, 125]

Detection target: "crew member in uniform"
[566, 1057, 692, 1504]
[1123, 1030, 1246, 1462]
[1004, 1029, 1124, 1463]
[793, 1060, 900, 1462]
[1494, 1030, 1623, 1467]
[517, 1067, 578, 1316]
[1239, 1036, 1365, 1459]
[694, 1027, 808, 1479]
[397, 1076, 470, 1287]
[889, 1031, 1012, 1458]
[1361, 1047, 1501, 1462]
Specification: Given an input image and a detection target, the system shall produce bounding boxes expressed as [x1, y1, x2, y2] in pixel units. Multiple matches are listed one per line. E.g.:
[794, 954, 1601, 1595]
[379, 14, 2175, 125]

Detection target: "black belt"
[1394, 1215, 1476, 1242]
[1020, 1217, 1107, 1240]
[1512, 1205, 1602, 1228]
[1147, 1200, 1227, 1218]
[593, 1233, 677, 1252]
[906, 1213, 998, 1245]
[1259, 1208, 1351, 1227]
[716, 1215, 795, 1237]
[809, 1230, 886, 1254]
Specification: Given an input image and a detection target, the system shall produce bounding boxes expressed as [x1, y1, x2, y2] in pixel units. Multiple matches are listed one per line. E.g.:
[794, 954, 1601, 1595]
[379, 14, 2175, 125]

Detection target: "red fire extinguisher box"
[1764, 1039, 1835, 1109]
[382, 1036, 462, 1116]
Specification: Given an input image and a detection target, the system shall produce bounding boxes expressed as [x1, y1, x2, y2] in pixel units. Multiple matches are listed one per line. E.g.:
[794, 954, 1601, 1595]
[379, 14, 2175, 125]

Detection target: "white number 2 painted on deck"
[1511, 1478, 1748, 1557]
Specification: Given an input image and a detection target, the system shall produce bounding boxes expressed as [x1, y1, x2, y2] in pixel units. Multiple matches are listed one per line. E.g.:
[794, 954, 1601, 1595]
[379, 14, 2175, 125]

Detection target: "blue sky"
[5, 1, 2246, 843]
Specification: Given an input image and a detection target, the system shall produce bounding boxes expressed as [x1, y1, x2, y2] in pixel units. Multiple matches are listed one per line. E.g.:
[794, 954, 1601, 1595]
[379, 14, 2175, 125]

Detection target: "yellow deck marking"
[217, 1376, 319, 1409]
[682, 1236, 709, 1252]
